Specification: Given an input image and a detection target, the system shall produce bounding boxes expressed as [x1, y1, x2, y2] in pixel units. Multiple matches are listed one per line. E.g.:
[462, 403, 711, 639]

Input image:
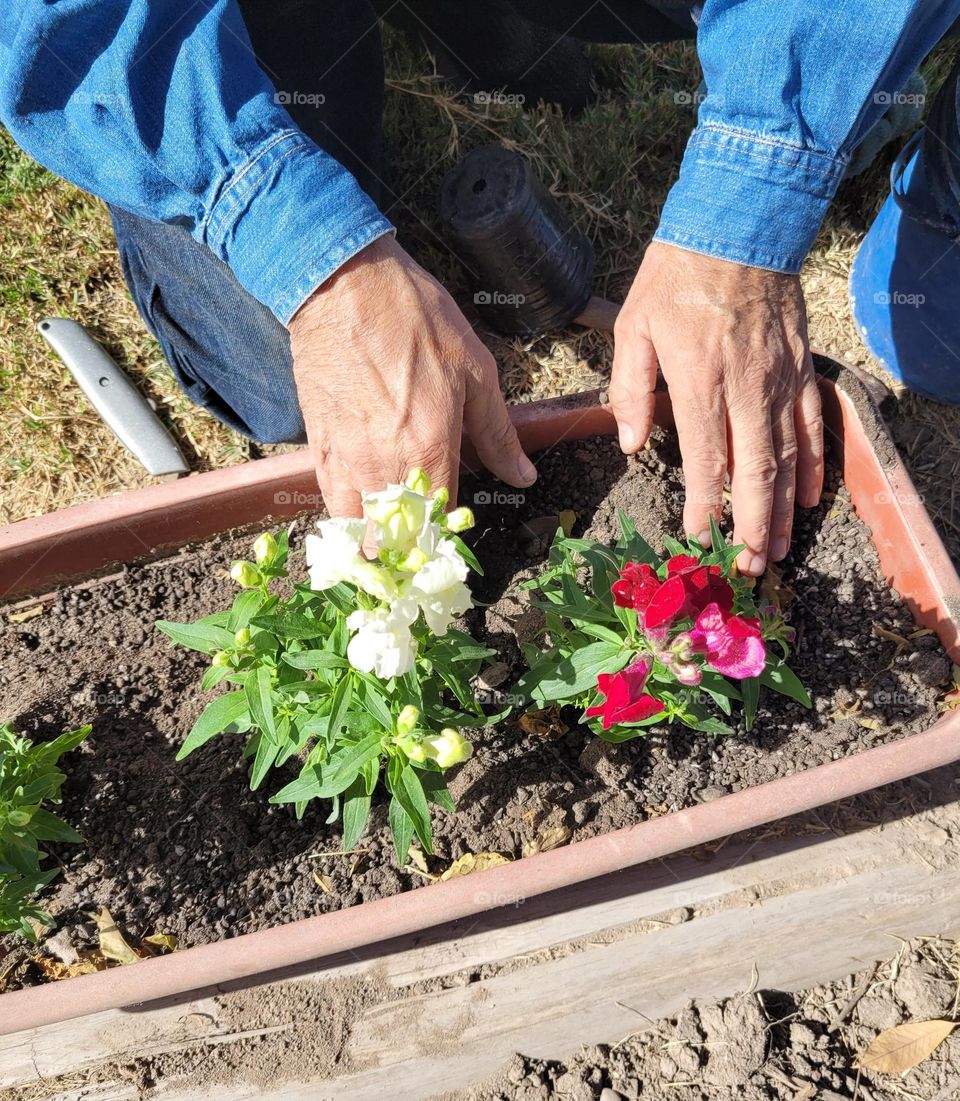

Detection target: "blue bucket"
[850, 64, 960, 403]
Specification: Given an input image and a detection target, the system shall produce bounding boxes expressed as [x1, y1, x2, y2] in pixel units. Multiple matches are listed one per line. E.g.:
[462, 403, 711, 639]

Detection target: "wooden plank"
[0, 811, 952, 1096]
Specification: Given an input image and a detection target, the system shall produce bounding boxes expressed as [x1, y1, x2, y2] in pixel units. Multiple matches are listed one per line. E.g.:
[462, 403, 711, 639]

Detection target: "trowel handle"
[38, 318, 189, 478]
[573, 296, 621, 334]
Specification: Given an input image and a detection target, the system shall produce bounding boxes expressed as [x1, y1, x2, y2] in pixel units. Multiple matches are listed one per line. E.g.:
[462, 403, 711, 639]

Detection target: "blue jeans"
[111, 0, 690, 442]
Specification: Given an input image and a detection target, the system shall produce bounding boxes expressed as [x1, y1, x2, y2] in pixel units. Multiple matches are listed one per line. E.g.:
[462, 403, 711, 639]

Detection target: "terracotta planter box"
[1, 358, 959, 1036]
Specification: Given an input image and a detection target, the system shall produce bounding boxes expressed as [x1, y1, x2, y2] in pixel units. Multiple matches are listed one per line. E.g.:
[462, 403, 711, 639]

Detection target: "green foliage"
[158, 531, 499, 860]
[0, 722, 90, 940]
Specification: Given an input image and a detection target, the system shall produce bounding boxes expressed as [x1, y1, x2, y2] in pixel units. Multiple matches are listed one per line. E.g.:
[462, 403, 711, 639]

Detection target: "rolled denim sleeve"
[0, 1, 393, 323]
[654, 0, 960, 273]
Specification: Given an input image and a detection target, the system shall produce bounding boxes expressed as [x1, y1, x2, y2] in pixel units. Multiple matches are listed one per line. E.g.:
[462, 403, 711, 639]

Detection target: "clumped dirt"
[456, 938, 960, 1101]
[0, 434, 949, 984]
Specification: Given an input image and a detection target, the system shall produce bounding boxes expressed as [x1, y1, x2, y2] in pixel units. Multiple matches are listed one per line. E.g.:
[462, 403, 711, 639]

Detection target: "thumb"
[608, 323, 659, 454]
[463, 361, 537, 489]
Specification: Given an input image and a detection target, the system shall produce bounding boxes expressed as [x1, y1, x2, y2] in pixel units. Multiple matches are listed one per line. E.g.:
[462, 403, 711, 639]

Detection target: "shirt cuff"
[201, 130, 395, 324]
[653, 123, 847, 274]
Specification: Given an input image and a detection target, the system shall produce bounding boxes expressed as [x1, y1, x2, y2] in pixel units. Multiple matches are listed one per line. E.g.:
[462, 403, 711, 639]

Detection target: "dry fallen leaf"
[312, 871, 334, 895]
[517, 706, 568, 741]
[94, 906, 139, 966]
[873, 625, 911, 648]
[857, 717, 881, 730]
[439, 852, 511, 880]
[558, 510, 576, 536]
[407, 845, 430, 874]
[522, 825, 573, 858]
[855, 1019, 956, 1074]
[141, 933, 177, 954]
[7, 605, 43, 624]
[32, 955, 101, 981]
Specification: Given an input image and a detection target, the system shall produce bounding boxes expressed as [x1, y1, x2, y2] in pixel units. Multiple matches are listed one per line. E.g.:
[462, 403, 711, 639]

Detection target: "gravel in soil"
[454, 937, 960, 1101]
[0, 433, 949, 983]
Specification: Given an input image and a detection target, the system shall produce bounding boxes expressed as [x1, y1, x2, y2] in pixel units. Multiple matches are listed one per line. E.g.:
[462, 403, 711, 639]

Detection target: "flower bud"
[234, 627, 251, 647]
[404, 467, 431, 495]
[674, 661, 702, 686]
[396, 734, 427, 763]
[212, 650, 231, 667]
[230, 561, 261, 588]
[431, 486, 449, 514]
[398, 547, 429, 573]
[8, 809, 31, 827]
[253, 532, 277, 563]
[422, 728, 473, 769]
[396, 705, 420, 736]
[671, 631, 694, 663]
[444, 507, 474, 533]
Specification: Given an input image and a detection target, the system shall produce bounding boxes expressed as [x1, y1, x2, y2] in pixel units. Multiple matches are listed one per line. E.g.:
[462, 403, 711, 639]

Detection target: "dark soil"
[0, 434, 948, 984]
[455, 938, 960, 1101]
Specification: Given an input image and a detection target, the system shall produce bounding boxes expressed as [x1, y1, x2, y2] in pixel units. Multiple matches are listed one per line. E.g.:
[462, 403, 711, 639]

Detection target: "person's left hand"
[606, 241, 824, 575]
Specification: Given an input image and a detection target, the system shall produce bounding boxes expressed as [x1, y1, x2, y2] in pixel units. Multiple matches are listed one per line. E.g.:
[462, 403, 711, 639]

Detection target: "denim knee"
[111, 207, 306, 444]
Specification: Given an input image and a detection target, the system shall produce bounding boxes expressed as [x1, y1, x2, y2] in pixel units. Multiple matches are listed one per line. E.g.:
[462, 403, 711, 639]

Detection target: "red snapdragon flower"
[611, 561, 660, 613]
[689, 602, 766, 679]
[613, 554, 735, 631]
[585, 656, 665, 730]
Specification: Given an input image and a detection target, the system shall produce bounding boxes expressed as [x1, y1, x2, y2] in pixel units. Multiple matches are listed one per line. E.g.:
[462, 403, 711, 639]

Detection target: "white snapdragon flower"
[345, 597, 419, 678]
[305, 518, 396, 600]
[363, 483, 430, 556]
[406, 539, 472, 636]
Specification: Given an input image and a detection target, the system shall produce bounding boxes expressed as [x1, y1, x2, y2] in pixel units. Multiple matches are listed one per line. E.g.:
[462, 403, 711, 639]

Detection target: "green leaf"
[393, 765, 432, 852]
[227, 589, 263, 632]
[272, 729, 386, 805]
[249, 613, 325, 640]
[342, 775, 372, 850]
[741, 675, 761, 731]
[249, 733, 280, 790]
[245, 666, 278, 742]
[709, 513, 726, 555]
[156, 619, 234, 655]
[177, 691, 250, 760]
[535, 642, 630, 702]
[450, 535, 483, 576]
[281, 650, 349, 671]
[418, 767, 455, 813]
[388, 798, 415, 864]
[23, 808, 82, 844]
[760, 663, 812, 708]
[616, 510, 659, 566]
[355, 676, 392, 729]
[326, 675, 355, 741]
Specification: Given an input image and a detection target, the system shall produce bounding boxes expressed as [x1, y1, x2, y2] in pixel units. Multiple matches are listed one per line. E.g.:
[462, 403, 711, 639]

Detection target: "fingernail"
[619, 426, 638, 452]
[697, 529, 711, 548]
[518, 454, 537, 485]
[769, 537, 788, 561]
[740, 552, 766, 576]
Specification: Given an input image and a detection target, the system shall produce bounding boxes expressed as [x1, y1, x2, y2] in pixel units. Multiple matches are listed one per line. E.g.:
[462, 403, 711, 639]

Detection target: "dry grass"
[2, 32, 960, 555]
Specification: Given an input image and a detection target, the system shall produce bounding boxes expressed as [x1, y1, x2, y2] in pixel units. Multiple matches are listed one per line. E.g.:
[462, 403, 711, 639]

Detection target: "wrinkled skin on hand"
[607, 241, 824, 575]
[288, 235, 537, 517]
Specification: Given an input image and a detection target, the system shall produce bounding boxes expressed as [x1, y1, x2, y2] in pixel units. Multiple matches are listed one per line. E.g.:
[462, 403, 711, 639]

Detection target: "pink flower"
[585, 656, 665, 730]
[612, 562, 659, 612]
[689, 603, 766, 680]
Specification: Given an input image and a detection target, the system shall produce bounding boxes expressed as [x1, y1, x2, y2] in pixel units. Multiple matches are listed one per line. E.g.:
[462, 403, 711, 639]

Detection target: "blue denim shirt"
[1, 1, 957, 325]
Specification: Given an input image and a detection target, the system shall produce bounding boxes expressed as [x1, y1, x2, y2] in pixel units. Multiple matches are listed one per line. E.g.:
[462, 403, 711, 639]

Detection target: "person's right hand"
[287, 236, 537, 515]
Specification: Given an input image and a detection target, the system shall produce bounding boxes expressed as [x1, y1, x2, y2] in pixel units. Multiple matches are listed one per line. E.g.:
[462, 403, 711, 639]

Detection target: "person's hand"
[287, 236, 537, 515]
[607, 241, 824, 576]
